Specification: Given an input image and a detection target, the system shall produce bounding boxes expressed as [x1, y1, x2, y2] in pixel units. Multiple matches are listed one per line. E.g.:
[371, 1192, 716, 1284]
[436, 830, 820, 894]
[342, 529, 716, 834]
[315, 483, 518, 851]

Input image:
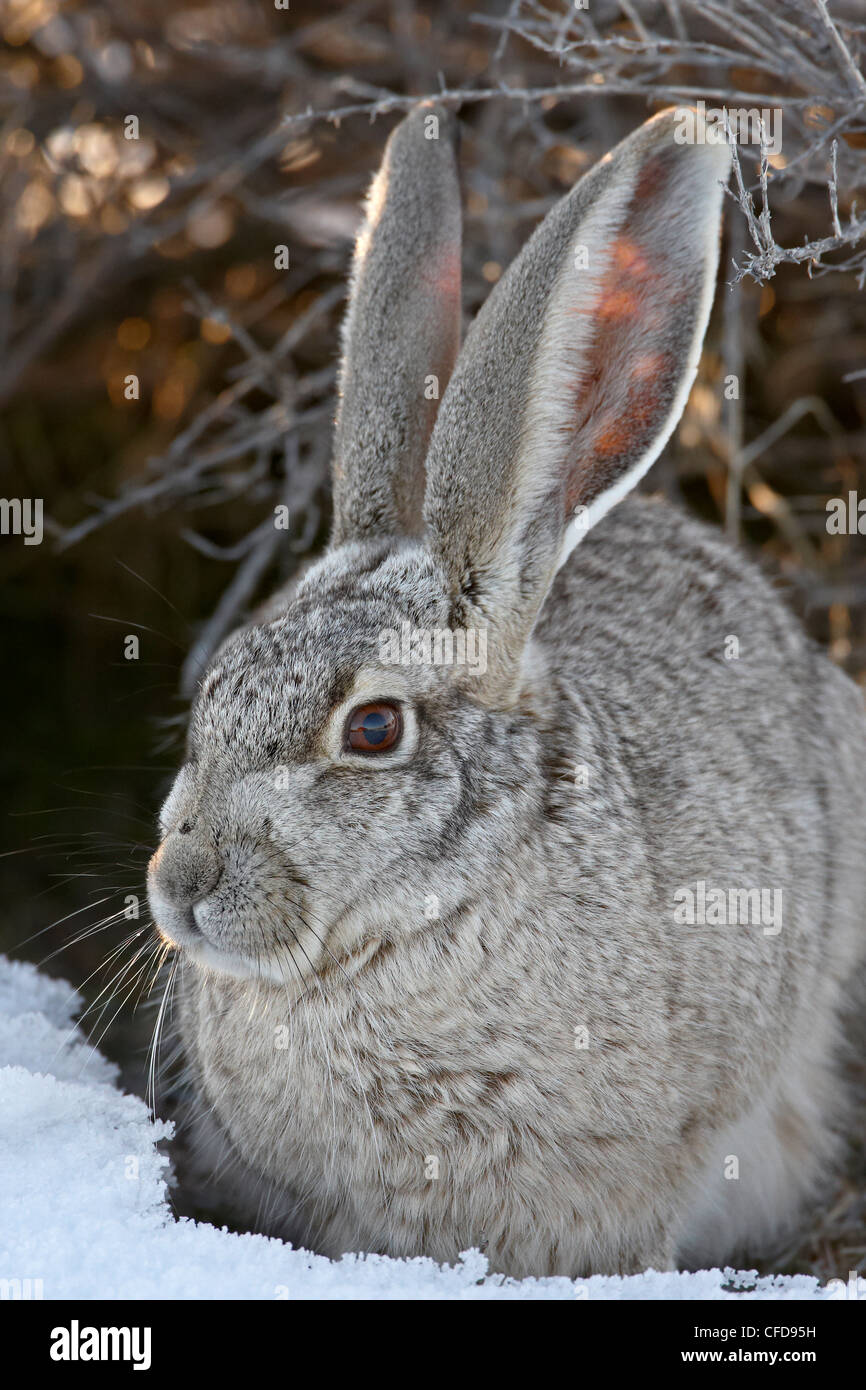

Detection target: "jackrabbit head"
[148, 105, 730, 989]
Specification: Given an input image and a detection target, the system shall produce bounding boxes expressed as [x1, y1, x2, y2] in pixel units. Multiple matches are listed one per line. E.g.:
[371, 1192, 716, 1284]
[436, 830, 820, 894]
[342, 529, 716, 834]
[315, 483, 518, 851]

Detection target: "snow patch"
[0, 955, 831, 1300]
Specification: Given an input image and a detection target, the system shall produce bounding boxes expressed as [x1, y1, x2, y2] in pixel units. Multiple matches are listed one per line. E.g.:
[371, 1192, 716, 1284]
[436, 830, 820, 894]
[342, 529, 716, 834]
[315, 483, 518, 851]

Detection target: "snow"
[0, 954, 832, 1300]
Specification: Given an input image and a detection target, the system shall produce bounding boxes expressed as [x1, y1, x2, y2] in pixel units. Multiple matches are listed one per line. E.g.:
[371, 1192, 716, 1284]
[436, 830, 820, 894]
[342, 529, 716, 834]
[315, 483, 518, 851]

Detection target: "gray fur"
[148, 107, 866, 1278]
[331, 104, 462, 544]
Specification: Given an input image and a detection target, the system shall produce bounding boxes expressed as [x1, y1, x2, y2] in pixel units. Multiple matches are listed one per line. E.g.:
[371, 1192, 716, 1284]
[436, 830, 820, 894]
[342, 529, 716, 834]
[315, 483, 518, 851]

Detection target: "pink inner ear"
[416, 244, 462, 454]
[422, 243, 462, 300]
[563, 193, 694, 514]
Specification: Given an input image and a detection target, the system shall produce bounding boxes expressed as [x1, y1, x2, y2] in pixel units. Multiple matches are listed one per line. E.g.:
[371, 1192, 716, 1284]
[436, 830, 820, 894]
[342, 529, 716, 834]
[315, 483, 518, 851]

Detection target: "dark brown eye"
[345, 702, 402, 754]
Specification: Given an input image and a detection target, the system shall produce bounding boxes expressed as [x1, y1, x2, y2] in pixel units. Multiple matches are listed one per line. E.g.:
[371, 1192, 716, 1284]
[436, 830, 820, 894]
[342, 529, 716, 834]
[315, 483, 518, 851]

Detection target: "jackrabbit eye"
[345, 702, 402, 754]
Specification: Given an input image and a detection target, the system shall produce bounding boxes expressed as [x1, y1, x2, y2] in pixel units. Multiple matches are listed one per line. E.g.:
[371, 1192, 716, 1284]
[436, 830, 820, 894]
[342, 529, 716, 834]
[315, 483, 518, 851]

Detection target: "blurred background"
[1, 0, 864, 1274]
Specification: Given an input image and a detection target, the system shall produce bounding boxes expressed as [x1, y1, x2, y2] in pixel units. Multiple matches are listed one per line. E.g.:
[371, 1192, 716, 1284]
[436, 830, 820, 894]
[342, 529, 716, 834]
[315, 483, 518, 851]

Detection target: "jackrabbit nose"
[148, 830, 221, 907]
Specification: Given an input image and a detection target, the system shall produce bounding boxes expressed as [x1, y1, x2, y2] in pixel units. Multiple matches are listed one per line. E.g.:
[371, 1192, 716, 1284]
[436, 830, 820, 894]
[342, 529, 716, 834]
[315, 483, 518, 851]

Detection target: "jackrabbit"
[148, 105, 866, 1277]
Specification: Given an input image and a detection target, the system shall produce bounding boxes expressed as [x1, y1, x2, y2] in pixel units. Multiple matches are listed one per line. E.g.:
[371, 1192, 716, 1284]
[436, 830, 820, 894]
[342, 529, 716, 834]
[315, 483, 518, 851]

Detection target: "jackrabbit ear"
[330, 104, 462, 547]
[423, 108, 730, 705]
